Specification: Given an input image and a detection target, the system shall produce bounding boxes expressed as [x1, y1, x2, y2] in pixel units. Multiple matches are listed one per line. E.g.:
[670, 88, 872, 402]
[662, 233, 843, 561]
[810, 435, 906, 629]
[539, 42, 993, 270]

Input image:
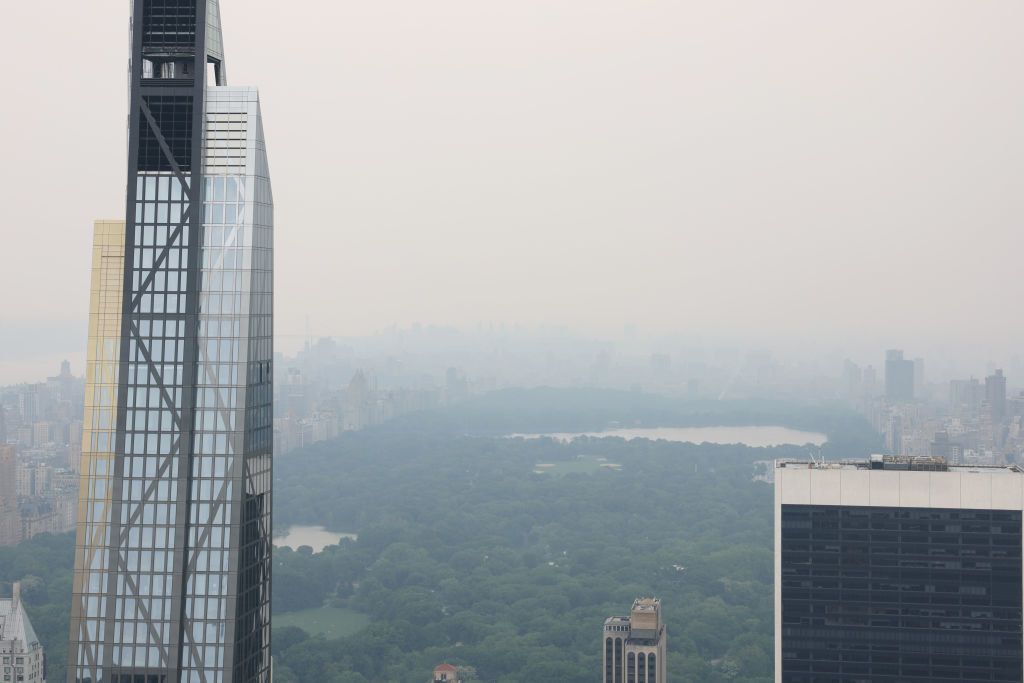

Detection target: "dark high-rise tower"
[776, 457, 1024, 682]
[69, 2, 274, 681]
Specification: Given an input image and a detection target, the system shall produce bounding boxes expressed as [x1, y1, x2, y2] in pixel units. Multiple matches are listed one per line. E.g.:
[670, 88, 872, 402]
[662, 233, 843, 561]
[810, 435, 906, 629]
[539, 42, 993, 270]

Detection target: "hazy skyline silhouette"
[2, 0, 1022, 382]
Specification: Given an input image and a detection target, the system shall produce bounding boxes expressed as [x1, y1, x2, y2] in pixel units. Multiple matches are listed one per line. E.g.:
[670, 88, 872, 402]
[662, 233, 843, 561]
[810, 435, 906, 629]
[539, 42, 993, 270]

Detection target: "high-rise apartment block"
[67, 1, 274, 681]
[885, 350, 914, 402]
[0, 447, 19, 547]
[603, 598, 667, 683]
[987, 369, 1007, 423]
[1, 583, 46, 682]
[776, 456, 1024, 682]
[950, 378, 983, 415]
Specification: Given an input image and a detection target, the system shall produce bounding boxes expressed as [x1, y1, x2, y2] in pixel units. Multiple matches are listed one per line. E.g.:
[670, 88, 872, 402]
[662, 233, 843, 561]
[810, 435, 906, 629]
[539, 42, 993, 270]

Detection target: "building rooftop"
[777, 455, 1024, 475]
[0, 583, 42, 653]
[632, 598, 660, 612]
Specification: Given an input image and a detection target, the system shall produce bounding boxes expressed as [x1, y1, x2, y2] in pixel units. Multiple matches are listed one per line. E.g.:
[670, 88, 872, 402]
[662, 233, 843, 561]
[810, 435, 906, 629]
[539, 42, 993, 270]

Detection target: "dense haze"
[3, 5, 1023, 680]
[2, 0, 1023, 383]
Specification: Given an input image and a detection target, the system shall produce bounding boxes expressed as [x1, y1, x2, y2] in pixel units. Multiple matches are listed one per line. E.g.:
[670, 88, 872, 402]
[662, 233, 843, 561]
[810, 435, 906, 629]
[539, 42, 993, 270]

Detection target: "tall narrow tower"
[602, 598, 667, 683]
[69, 2, 274, 681]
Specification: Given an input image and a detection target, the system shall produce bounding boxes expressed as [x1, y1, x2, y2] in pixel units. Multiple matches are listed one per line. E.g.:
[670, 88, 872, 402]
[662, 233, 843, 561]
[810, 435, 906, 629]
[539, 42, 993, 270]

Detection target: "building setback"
[775, 456, 1024, 682]
[67, 1, 274, 681]
[603, 598, 667, 683]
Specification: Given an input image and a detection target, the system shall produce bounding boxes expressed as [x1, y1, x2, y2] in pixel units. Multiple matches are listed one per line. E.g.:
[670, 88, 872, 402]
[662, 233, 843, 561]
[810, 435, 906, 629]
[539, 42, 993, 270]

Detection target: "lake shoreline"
[273, 525, 358, 553]
[505, 425, 827, 448]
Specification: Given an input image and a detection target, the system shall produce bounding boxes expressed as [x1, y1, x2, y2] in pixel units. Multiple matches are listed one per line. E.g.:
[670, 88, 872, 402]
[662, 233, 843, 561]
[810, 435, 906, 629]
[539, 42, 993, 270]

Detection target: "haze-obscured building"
[913, 357, 925, 399]
[988, 369, 1008, 423]
[950, 378, 983, 416]
[603, 598, 667, 683]
[0, 447, 19, 547]
[884, 349, 914, 402]
[776, 456, 1024, 682]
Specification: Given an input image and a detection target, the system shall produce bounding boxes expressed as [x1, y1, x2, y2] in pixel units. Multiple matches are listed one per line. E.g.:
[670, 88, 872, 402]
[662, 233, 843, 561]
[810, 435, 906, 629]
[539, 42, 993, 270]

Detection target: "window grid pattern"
[139, 97, 195, 174]
[178, 89, 273, 683]
[780, 504, 1023, 682]
[179, 173, 245, 683]
[70, 4, 274, 679]
[142, 0, 197, 51]
[203, 113, 247, 176]
[71, 222, 126, 679]
[229, 91, 273, 683]
[109, 171, 195, 675]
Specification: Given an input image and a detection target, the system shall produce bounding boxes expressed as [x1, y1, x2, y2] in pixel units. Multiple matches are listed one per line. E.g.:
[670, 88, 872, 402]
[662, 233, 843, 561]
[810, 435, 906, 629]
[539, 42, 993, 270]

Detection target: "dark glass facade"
[780, 504, 1023, 682]
[69, 1, 272, 682]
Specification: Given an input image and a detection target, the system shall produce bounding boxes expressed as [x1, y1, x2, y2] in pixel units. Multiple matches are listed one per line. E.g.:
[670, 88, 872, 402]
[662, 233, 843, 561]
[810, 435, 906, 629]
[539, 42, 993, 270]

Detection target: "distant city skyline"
[3, 0, 1024, 374]
[4, 325, 1023, 393]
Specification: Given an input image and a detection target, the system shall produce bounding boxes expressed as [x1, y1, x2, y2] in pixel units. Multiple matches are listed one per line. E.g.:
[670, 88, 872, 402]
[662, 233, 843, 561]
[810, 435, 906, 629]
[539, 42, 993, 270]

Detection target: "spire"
[206, 0, 227, 84]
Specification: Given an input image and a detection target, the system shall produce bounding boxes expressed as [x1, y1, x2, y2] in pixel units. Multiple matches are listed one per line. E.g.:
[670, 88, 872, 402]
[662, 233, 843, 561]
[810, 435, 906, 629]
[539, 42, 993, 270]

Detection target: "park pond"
[508, 425, 827, 448]
[273, 525, 357, 553]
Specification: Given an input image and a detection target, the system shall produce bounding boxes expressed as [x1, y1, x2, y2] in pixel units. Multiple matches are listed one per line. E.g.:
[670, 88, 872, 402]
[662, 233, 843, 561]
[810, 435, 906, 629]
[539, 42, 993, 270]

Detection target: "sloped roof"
[0, 597, 41, 653]
[435, 663, 457, 672]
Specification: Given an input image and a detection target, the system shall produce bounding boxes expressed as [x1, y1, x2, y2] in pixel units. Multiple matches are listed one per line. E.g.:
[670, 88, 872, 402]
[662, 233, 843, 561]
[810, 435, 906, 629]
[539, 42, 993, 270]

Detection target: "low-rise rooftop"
[777, 455, 1023, 475]
[632, 598, 660, 612]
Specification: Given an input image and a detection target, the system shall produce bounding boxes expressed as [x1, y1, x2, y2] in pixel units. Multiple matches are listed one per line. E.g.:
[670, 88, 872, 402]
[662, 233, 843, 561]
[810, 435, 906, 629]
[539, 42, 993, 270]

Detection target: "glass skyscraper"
[69, 2, 273, 681]
[775, 456, 1024, 682]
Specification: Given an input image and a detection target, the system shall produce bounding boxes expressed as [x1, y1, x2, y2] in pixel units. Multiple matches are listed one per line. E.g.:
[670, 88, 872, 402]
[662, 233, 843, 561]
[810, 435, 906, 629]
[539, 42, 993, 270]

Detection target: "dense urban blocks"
[68, 1, 273, 681]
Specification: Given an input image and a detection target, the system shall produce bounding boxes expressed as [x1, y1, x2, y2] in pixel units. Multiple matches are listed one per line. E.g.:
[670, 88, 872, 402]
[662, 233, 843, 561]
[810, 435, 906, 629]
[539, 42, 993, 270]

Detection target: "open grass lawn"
[532, 455, 619, 476]
[275, 607, 370, 638]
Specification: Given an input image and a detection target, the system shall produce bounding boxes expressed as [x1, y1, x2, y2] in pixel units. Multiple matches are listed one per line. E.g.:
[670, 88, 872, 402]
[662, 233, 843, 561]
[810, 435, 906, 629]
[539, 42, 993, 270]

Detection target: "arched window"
[627, 652, 636, 683]
[648, 653, 657, 683]
[605, 638, 614, 683]
[638, 653, 646, 683]
[615, 638, 622, 681]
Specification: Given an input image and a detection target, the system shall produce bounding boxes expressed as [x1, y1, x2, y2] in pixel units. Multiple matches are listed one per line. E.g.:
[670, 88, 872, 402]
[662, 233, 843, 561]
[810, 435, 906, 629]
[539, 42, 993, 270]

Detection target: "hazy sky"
[1, 1, 1022, 381]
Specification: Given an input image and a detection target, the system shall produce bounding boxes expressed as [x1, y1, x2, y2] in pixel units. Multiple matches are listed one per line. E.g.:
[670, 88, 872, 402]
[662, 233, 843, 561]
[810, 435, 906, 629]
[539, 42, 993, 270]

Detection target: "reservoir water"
[273, 525, 357, 553]
[508, 425, 827, 448]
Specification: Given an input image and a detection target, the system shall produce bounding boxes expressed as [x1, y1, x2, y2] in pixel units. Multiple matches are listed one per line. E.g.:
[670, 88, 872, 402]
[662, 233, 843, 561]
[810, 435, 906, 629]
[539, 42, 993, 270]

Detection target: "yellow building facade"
[69, 221, 124, 664]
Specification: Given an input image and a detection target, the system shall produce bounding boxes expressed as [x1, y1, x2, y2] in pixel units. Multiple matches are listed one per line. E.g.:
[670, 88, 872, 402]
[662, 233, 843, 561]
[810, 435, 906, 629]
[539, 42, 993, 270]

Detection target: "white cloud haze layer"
[1, 0, 1022, 379]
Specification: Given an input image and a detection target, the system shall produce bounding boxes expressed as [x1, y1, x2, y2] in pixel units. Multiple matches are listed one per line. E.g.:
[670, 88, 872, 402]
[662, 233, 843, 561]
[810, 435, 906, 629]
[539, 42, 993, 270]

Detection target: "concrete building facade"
[603, 598, 667, 683]
[432, 663, 459, 682]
